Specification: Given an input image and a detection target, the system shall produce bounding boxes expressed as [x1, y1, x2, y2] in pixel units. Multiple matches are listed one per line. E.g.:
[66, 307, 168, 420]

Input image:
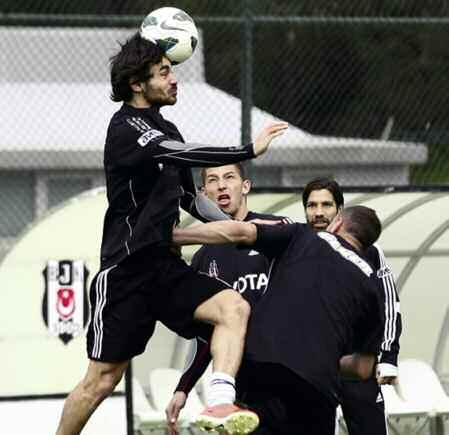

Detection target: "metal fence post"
[240, 0, 254, 147]
[125, 363, 134, 435]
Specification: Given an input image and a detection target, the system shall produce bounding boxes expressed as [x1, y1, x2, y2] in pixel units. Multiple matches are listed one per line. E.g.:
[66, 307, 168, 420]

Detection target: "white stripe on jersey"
[317, 232, 373, 277]
[129, 179, 138, 208]
[198, 270, 232, 288]
[373, 243, 398, 352]
[262, 259, 276, 296]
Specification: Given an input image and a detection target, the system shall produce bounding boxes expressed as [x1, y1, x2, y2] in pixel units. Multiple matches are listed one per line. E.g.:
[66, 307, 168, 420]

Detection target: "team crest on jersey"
[42, 260, 89, 345]
[208, 260, 219, 278]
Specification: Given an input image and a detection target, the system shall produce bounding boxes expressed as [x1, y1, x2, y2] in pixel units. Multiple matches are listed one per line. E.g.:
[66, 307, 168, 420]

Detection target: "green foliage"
[412, 143, 449, 185]
[2, 0, 449, 186]
[4, 0, 449, 16]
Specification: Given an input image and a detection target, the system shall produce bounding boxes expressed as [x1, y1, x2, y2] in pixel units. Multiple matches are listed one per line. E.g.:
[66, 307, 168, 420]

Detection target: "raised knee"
[235, 295, 251, 319]
[223, 291, 251, 321]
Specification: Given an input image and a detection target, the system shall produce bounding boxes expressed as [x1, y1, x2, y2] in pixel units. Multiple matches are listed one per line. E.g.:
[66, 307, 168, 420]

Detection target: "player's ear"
[242, 179, 251, 195]
[129, 77, 144, 93]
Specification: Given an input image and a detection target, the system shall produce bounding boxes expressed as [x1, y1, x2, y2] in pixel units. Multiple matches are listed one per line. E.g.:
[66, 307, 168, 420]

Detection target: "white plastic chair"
[149, 367, 205, 433]
[132, 377, 167, 434]
[397, 359, 449, 413]
[397, 359, 449, 435]
[381, 384, 431, 435]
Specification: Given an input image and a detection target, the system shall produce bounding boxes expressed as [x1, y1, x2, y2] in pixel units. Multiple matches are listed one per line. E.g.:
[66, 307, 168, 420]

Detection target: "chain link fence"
[1, 1, 449, 255]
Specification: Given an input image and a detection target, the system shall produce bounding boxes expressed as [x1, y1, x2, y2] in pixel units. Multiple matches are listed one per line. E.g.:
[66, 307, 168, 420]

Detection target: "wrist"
[249, 143, 257, 157]
[377, 363, 398, 377]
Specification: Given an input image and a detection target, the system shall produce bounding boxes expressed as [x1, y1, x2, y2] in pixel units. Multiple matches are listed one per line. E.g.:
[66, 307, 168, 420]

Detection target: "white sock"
[207, 371, 236, 407]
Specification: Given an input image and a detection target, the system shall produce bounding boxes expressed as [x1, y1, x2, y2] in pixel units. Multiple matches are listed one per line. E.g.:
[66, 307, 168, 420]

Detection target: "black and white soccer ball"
[140, 7, 199, 65]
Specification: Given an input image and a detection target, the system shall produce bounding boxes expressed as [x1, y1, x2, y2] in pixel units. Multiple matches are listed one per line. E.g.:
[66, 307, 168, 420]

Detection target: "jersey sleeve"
[370, 244, 402, 367]
[108, 116, 255, 168]
[252, 223, 302, 259]
[179, 168, 232, 222]
[190, 247, 206, 272]
[175, 337, 212, 395]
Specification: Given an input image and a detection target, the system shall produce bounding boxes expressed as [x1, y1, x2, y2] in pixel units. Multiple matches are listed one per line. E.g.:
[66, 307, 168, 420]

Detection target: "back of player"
[243, 221, 385, 435]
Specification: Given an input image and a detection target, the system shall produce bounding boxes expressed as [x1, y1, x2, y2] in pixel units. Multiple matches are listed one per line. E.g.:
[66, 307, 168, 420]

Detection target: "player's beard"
[309, 218, 330, 231]
[144, 86, 177, 107]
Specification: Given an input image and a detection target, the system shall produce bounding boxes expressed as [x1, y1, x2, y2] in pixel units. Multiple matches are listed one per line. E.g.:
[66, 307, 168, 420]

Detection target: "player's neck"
[128, 98, 151, 109]
[339, 230, 362, 252]
[232, 206, 249, 222]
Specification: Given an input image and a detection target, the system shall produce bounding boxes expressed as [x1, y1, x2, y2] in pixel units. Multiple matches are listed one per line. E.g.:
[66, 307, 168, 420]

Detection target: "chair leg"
[429, 416, 445, 435]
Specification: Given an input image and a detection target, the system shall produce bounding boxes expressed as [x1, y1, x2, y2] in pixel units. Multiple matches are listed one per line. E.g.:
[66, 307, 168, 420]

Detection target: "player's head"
[110, 32, 177, 107]
[201, 164, 251, 220]
[328, 206, 381, 250]
[302, 177, 344, 231]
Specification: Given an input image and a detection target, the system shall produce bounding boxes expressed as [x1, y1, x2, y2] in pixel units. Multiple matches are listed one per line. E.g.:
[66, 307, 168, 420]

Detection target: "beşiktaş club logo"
[42, 260, 89, 344]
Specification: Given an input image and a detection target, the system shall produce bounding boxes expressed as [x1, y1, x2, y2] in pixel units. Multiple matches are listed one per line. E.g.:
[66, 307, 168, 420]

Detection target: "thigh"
[340, 379, 387, 435]
[86, 263, 157, 362]
[151, 255, 229, 339]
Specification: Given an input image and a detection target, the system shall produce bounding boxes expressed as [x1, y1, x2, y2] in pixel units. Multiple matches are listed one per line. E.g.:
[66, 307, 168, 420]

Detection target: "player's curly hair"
[110, 32, 164, 102]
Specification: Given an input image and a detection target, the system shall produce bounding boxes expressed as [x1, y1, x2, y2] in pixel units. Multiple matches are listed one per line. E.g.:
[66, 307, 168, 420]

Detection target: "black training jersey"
[100, 103, 255, 268]
[246, 223, 385, 406]
[175, 212, 290, 394]
[192, 212, 287, 306]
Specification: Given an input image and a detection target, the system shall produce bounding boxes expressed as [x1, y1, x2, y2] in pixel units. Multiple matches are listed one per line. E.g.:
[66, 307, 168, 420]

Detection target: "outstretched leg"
[193, 289, 259, 434]
[56, 359, 128, 435]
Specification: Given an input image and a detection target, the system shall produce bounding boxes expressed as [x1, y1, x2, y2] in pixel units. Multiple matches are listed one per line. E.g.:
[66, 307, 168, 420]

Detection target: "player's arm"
[371, 244, 402, 384]
[166, 337, 212, 427]
[166, 247, 212, 434]
[173, 220, 257, 246]
[152, 122, 288, 165]
[117, 122, 287, 168]
[348, 277, 386, 381]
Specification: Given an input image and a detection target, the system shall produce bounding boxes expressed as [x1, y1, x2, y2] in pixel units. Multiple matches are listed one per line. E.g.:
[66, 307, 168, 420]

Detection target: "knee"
[222, 291, 251, 322]
[96, 371, 123, 398]
[84, 364, 125, 400]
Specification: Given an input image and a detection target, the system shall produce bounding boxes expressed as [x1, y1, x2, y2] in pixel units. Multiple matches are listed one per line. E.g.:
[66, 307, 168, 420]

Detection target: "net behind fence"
[0, 2, 448, 256]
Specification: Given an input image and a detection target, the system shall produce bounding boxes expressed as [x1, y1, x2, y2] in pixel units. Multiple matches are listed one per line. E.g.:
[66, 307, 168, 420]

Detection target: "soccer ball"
[140, 7, 199, 65]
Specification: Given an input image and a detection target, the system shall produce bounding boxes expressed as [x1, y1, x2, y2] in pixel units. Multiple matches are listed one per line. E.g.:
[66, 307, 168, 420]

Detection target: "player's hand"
[377, 375, 397, 385]
[165, 391, 187, 435]
[376, 363, 398, 385]
[253, 122, 288, 156]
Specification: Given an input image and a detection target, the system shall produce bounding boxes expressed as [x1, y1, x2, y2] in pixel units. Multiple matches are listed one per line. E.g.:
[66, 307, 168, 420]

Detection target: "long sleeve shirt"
[100, 103, 255, 268]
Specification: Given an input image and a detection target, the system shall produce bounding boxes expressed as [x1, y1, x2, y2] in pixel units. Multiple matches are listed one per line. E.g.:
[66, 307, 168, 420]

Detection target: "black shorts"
[86, 247, 228, 362]
[237, 362, 336, 435]
[340, 378, 387, 435]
